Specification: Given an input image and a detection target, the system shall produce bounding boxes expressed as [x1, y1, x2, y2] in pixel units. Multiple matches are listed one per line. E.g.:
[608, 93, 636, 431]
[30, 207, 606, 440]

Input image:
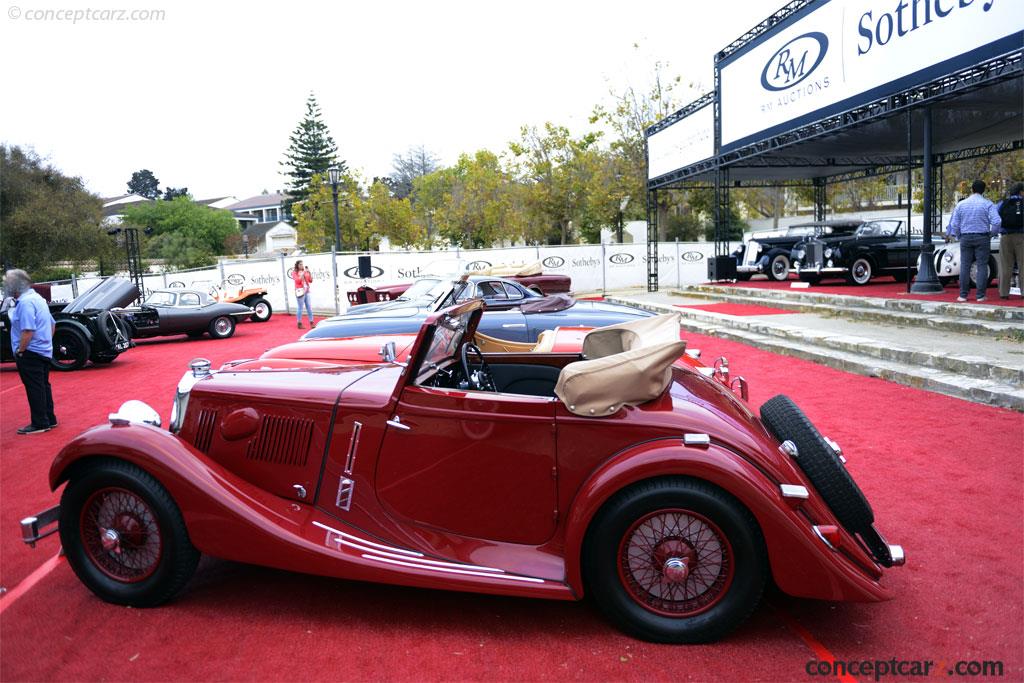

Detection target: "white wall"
[45, 242, 717, 311]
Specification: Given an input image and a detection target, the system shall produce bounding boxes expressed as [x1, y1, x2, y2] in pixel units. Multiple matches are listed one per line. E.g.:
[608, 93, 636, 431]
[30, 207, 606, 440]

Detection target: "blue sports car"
[304, 276, 651, 343]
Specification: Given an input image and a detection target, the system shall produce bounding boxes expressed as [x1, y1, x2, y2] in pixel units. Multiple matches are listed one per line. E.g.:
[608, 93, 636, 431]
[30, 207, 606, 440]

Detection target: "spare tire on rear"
[760, 394, 873, 533]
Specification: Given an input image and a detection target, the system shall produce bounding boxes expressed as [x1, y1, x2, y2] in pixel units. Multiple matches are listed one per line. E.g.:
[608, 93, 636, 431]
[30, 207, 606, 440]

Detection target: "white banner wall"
[43, 242, 717, 312]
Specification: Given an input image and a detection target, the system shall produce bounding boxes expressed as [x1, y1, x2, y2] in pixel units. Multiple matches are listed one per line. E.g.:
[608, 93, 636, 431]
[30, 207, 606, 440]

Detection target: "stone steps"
[672, 286, 1023, 341]
[607, 296, 1024, 411]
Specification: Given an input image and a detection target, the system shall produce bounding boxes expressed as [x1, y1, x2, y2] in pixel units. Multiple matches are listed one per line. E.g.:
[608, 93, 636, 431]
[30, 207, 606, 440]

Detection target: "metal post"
[911, 106, 943, 294]
[71, 273, 78, 298]
[601, 242, 607, 294]
[676, 238, 681, 289]
[646, 189, 659, 291]
[905, 110, 913, 293]
[331, 181, 342, 252]
[162, 271, 167, 288]
[279, 253, 291, 314]
[218, 259, 225, 283]
[813, 178, 826, 222]
[332, 246, 340, 315]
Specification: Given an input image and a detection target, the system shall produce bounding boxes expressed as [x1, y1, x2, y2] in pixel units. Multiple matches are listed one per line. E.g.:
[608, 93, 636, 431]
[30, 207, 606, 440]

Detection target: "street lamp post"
[617, 196, 631, 243]
[327, 166, 343, 252]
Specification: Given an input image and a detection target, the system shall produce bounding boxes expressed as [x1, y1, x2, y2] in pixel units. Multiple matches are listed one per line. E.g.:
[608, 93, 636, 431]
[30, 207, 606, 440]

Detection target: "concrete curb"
[609, 295, 1024, 412]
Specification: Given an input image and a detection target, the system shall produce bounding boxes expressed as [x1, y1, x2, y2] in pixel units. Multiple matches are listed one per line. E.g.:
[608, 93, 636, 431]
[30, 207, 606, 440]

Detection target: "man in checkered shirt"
[947, 179, 1001, 302]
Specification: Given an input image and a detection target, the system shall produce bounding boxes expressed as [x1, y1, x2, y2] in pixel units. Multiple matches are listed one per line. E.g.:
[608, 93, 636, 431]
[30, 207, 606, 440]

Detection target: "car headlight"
[944, 252, 954, 263]
[824, 248, 832, 258]
[827, 259, 834, 267]
[170, 358, 210, 433]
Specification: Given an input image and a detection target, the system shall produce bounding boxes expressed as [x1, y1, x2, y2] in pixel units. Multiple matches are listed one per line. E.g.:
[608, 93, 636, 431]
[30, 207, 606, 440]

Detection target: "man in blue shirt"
[4, 269, 57, 434]
[947, 179, 1002, 302]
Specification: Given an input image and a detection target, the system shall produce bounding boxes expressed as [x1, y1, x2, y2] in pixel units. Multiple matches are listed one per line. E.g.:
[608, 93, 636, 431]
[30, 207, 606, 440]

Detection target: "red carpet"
[709, 277, 1024, 307]
[1, 315, 1021, 681]
[674, 303, 795, 316]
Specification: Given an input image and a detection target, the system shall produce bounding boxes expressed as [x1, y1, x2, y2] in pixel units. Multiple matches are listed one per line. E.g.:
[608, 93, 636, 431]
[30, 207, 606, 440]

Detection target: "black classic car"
[732, 220, 862, 281]
[306, 276, 651, 343]
[117, 289, 253, 340]
[790, 219, 923, 285]
[1, 278, 135, 371]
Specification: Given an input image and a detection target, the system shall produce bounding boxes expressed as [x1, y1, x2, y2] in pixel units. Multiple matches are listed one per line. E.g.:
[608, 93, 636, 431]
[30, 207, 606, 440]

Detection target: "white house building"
[226, 191, 290, 231]
[241, 221, 297, 255]
[101, 194, 153, 225]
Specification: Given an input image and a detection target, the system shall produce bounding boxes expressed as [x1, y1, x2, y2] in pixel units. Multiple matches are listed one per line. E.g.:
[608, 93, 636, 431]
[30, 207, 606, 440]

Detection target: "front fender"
[562, 440, 891, 603]
[50, 422, 306, 563]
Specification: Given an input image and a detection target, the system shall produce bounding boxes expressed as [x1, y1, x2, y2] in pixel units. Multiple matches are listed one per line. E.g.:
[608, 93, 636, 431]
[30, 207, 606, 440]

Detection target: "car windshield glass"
[421, 308, 473, 370]
[432, 281, 469, 310]
[399, 278, 445, 300]
[855, 220, 902, 237]
[145, 291, 175, 306]
[785, 226, 816, 236]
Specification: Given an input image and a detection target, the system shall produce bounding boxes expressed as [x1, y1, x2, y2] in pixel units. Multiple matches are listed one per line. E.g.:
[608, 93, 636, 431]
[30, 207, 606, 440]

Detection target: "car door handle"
[386, 416, 411, 431]
[501, 323, 526, 328]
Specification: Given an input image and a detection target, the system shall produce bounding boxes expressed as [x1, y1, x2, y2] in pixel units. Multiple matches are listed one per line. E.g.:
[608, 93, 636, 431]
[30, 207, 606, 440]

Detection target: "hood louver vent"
[194, 409, 218, 453]
[246, 415, 314, 466]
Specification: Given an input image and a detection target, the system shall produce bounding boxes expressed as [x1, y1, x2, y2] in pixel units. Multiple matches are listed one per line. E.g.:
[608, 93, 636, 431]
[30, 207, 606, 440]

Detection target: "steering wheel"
[460, 342, 496, 392]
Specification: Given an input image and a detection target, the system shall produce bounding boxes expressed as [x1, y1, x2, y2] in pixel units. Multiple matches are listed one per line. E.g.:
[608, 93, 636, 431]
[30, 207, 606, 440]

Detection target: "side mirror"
[378, 341, 406, 366]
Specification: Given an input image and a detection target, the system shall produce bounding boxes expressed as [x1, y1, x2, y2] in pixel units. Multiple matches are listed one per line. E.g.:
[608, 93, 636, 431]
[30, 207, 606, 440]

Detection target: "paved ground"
[630, 290, 1024, 369]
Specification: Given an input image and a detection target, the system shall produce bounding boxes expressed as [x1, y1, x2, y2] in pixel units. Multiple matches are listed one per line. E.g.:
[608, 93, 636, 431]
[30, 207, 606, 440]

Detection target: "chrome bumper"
[21, 505, 60, 548]
[736, 264, 761, 273]
[792, 266, 847, 274]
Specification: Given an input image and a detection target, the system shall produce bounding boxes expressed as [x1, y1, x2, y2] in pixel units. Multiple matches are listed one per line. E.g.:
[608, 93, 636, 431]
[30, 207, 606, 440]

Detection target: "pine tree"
[280, 93, 342, 205]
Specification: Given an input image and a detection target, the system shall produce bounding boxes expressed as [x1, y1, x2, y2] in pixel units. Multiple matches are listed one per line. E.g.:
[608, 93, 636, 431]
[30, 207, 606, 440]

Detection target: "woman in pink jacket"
[292, 260, 315, 329]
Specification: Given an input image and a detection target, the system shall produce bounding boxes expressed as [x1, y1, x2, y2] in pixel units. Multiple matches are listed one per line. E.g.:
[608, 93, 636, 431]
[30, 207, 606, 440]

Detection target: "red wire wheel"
[616, 508, 734, 617]
[80, 487, 163, 583]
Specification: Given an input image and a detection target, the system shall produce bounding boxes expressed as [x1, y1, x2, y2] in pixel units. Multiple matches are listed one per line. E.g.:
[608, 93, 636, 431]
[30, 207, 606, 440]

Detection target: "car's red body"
[34, 301, 900, 641]
[348, 273, 571, 305]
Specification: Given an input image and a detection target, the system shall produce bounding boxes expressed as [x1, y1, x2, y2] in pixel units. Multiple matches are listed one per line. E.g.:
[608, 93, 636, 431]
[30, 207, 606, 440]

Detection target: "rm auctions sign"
[718, 0, 1022, 151]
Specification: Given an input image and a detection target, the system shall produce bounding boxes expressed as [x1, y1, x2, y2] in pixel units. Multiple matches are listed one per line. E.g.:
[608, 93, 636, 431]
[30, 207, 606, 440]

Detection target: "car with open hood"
[1, 277, 134, 371]
[21, 304, 904, 643]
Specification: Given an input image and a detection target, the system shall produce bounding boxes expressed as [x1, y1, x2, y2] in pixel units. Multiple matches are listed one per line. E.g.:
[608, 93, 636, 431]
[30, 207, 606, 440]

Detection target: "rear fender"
[55, 318, 94, 344]
[562, 440, 891, 603]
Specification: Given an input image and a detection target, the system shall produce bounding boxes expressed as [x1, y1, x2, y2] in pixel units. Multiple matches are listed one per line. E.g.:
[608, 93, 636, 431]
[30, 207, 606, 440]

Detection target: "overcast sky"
[2, 0, 768, 200]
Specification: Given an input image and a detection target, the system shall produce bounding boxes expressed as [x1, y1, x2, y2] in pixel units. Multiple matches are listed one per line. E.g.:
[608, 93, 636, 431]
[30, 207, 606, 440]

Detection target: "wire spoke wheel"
[617, 508, 733, 617]
[80, 487, 163, 583]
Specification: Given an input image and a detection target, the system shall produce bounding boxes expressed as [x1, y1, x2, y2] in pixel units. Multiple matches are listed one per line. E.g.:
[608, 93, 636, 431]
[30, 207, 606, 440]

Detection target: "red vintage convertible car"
[21, 304, 903, 643]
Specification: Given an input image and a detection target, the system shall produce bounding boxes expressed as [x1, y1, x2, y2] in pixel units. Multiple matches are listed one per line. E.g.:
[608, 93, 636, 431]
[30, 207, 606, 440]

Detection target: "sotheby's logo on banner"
[719, 0, 1021, 151]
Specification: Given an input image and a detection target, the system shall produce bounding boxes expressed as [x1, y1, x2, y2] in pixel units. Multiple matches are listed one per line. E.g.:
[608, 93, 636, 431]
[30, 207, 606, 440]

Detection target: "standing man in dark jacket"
[947, 179, 1001, 302]
[4, 269, 57, 434]
[996, 182, 1023, 299]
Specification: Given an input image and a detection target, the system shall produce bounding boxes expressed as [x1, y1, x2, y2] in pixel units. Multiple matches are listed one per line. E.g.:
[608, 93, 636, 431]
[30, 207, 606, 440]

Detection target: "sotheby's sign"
[719, 0, 1022, 151]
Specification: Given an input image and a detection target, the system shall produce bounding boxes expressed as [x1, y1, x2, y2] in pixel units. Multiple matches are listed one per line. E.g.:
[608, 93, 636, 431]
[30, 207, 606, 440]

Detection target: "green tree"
[120, 197, 239, 268]
[366, 180, 423, 247]
[1, 144, 113, 278]
[413, 151, 526, 248]
[281, 93, 340, 205]
[591, 57, 692, 220]
[510, 123, 618, 244]
[293, 173, 371, 252]
[126, 169, 161, 199]
[162, 186, 189, 201]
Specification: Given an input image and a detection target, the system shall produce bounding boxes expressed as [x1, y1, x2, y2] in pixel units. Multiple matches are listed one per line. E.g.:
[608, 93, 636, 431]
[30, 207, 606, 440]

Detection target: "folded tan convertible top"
[556, 313, 685, 417]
